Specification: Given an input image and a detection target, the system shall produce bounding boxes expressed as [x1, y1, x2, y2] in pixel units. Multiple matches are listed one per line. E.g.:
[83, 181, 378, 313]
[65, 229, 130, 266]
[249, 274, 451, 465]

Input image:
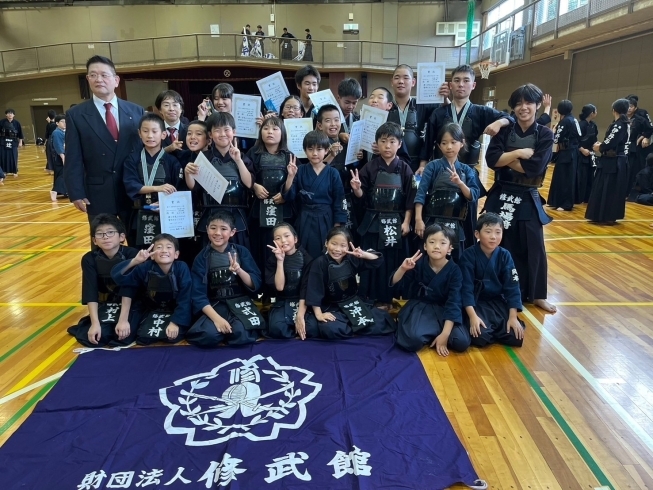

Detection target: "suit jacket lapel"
[81, 101, 116, 152]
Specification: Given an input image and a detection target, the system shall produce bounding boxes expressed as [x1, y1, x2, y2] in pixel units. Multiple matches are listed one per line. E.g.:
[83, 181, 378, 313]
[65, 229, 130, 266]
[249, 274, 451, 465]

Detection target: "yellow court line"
[0, 303, 81, 307]
[545, 235, 653, 242]
[0, 221, 88, 224]
[6, 337, 78, 395]
[0, 264, 15, 271]
[554, 302, 653, 306]
[0, 249, 87, 253]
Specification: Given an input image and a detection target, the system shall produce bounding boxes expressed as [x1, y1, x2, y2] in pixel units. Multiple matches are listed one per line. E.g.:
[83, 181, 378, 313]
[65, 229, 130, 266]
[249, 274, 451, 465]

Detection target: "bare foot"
[0, 179, 4, 185]
[534, 299, 557, 314]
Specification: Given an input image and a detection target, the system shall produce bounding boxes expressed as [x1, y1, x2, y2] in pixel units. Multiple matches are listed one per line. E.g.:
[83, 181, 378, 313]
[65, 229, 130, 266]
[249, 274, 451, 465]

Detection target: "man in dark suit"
[64, 55, 145, 233]
[155, 90, 188, 153]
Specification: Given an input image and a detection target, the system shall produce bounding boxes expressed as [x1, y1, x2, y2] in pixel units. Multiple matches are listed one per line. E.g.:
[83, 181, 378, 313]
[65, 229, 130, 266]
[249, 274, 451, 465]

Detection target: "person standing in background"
[281, 28, 295, 60]
[44, 109, 57, 175]
[0, 109, 24, 177]
[50, 114, 67, 201]
[255, 25, 266, 56]
[304, 29, 313, 62]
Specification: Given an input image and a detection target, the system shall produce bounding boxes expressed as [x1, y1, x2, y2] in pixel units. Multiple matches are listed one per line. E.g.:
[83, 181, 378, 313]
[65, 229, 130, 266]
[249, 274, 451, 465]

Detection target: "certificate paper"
[284, 118, 314, 158]
[345, 120, 365, 165]
[194, 152, 229, 204]
[359, 105, 389, 153]
[416, 62, 446, 104]
[256, 72, 290, 113]
[158, 191, 194, 238]
[232, 94, 261, 139]
[309, 89, 345, 121]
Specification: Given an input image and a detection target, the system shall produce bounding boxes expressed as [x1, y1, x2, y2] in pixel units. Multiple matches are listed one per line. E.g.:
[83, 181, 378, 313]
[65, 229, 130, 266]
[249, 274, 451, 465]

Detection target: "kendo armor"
[203, 158, 248, 208]
[95, 251, 126, 303]
[494, 126, 545, 188]
[256, 152, 287, 195]
[145, 268, 178, 311]
[326, 260, 357, 303]
[368, 170, 405, 212]
[0, 128, 17, 139]
[208, 249, 243, 300]
[401, 102, 421, 161]
[424, 172, 468, 221]
[281, 250, 305, 298]
[444, 112, 481, 166]
[579, 123, 597, 147]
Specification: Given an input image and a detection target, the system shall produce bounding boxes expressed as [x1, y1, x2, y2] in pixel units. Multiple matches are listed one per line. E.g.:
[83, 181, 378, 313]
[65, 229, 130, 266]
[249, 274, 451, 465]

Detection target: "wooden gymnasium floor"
[1, 146, 653, 490]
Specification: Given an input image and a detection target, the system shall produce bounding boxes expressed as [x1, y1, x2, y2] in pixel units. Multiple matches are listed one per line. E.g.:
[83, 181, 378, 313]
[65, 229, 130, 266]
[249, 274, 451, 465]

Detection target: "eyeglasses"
[283, 106, 302, 112]
[87, 72, 116, 81]
[94, 231, 118, 239]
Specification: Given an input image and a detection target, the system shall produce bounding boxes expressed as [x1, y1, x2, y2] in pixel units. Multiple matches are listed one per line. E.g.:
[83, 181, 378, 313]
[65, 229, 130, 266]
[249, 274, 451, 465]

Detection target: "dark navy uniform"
[460, 243, 525, 347]
[111, 260, 192, 345]
[387, 98, 438, 173]
[392, 258, 470, 352]
[548, 115, 581, 210]
[0, 118, 23, 175]
[585, 115, 630, 223]
[67, 246, 140, 347]
[414, 158, 480, 262]
[356, 156, 416, 304]
[485, 121, 553, 303]
[576, 119, 598, 204]
[265, 246, 312, 338]
[303, 254, 396, 339]
[187, 243, 263, 347]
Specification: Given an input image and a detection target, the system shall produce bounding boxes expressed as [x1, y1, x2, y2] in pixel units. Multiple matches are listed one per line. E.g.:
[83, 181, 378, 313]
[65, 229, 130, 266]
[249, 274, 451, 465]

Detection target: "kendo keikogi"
[423, 102, 513, 245]
[195, 148, 254, 247]
[0, 114, 23, 175]
[265, 246, 312, 339]
[414, 158, 480, 262]
[484, 120, 554, 305]
[123, 148, 181, 246]
[186, 243, 264, 347]
[387, 98, 439, 173]
[303, 253, 397, 339]
[355, 156, 416, 304]
[111, 259, 193, 345]
[67, 246, 140, 347]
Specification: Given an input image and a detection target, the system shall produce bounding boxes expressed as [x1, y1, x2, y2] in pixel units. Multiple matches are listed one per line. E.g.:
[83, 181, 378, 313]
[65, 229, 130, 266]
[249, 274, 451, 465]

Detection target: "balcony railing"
[0, 34, 481, 78]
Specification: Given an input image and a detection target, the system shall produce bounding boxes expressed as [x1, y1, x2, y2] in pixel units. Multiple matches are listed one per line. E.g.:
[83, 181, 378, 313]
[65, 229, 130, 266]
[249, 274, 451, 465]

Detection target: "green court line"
[0, 307, 76, 364]
[505, 347, 615, 489]
[0, 381, 57, 437]
[0, 237, 75, 274]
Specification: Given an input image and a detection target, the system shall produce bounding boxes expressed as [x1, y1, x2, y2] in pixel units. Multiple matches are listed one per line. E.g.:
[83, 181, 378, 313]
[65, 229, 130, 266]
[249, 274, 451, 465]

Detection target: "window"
[487, 0, 525, 27]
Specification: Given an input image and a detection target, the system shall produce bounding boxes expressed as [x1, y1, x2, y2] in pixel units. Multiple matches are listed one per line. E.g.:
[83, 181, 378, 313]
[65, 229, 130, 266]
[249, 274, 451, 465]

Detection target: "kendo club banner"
[0, 337, 484, 489]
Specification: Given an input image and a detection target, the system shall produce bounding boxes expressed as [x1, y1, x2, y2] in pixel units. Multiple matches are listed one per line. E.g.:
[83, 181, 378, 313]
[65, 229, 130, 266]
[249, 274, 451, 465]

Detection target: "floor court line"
[506, 347, 615, 489]
[6, 338, 78, 395]
[545, 235, 653, 242]
[0, 382, 57, 437]
[0, 249, 88, 253]
[0, 307, 76, 364]
[0, 303, 81, 307]
[0, 370, 66, 406]
[0, 205, 73, 220]
[521, 308, 653, 455]
[552, 302, 653, 306]
[0, 221, 88, 224]
[0, 237, 75, 274]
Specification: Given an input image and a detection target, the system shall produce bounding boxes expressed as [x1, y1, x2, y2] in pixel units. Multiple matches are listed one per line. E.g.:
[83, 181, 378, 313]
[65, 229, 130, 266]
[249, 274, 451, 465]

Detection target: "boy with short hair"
[184, 112, 254, 247]
[337, 78, 362, 142]
[352, 122, 416, 307]
[186, 210, 264, 347]
[68, 214, 140, 347]
[155, 90, 187, 152]
[111, 233, 192, 345]
[295, 65, 321, 119]
[459, 212, 525, 347]
[123, 113, 181, 247]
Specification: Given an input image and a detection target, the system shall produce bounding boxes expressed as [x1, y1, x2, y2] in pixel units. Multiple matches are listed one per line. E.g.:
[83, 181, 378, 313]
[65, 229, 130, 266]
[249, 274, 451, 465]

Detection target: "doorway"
[31, 105, 64, 142]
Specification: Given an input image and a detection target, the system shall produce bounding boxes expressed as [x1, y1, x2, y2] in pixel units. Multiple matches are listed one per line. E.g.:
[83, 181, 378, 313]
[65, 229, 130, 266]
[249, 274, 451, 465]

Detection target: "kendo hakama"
[265, 247, 312, 339]
[247, 150, 294, 267]
[193, 148, 254, 248]
[414, 158, 480, 262]
[330, 138, 364, 243]
[67, 247, 141, 347]
[392, 258, 470, 352]
[111, 260, 192, 345]
[186, 244, 264, 347]
[485, 122, 553, 303]
[585, 116, 630, 223]
[460, 243, 525, 347]
[123, 149, 181, 247]
[303, 254, 397, 340]
[356, 156, 415, 304]
[287, 164, 346, 258]
[575, 120, 598, 204]
[49, 129, 67, 197]
[0, 118, 23, 175]
[547, 115, 580, 210]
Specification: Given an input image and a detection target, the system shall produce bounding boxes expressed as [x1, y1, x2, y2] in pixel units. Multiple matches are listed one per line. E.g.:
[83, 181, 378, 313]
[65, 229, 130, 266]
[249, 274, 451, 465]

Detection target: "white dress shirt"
[93, 94, 120, 127]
